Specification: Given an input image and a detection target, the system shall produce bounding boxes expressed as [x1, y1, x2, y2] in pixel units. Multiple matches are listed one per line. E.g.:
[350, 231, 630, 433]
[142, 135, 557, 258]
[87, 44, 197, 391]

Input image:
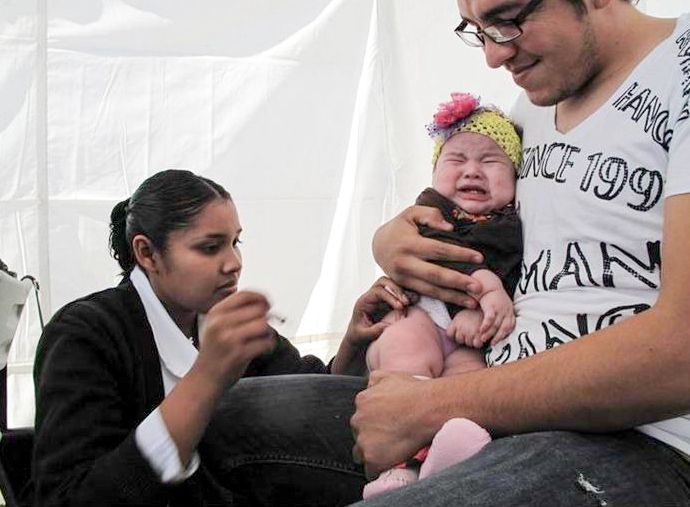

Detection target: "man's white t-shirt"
[489, 14, 690, 455]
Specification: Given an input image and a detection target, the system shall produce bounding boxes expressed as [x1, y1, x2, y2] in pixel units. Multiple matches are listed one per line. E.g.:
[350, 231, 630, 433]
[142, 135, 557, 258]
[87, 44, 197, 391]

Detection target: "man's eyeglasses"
[454, 0, 543, 47]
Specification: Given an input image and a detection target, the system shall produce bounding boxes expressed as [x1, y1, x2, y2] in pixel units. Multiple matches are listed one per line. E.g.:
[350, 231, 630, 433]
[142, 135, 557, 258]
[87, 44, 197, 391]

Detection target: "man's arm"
[372, 205, 483, 308]
[353, 193, 690, 476]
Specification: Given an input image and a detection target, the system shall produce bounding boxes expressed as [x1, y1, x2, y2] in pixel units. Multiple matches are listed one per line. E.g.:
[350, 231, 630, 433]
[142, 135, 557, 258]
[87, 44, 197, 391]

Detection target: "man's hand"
[351, 371, 440, 477]
[372, 205, 483, 308]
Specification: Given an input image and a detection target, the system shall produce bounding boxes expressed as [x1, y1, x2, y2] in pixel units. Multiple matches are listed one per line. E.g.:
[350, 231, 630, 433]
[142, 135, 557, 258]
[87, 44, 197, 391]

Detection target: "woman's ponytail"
[109, 198, 135, 274]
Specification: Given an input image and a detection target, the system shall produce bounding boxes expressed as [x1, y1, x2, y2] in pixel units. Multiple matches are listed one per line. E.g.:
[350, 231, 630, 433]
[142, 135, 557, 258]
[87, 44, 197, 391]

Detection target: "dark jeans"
[354, 430, 690, 506]
[200, 374, 367, 506]
[201, 374, 690, 506]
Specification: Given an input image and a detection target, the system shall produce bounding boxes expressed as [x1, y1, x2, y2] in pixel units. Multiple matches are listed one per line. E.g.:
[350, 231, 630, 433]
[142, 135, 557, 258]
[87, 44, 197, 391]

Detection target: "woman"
[31, 169, 407, 506]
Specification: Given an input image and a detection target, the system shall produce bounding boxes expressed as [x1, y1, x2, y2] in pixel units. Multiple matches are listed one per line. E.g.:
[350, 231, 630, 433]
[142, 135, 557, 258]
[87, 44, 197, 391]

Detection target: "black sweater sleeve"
[32, 297, 172, 506]
[243, 329, 328, 377]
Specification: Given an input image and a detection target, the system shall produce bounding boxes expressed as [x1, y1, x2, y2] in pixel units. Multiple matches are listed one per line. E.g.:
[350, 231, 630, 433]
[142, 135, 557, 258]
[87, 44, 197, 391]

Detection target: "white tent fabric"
[0, 0, 685, 428]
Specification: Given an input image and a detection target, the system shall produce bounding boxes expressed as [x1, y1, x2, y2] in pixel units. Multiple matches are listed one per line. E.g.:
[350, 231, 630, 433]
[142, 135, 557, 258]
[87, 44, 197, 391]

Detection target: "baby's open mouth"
[458, 185, 486, 195]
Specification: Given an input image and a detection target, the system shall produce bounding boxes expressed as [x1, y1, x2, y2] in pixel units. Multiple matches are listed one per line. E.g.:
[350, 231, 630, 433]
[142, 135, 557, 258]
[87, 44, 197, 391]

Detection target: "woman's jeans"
[201, 374, 690, 506]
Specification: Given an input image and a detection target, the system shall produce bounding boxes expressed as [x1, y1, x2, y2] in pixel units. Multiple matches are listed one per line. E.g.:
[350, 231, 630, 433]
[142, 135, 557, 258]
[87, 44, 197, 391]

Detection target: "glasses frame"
[454, 0, 544, 47]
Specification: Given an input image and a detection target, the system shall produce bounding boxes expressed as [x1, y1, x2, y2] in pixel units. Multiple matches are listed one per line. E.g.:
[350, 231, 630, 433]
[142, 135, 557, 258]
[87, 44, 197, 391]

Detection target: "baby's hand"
[477, 289, 515, 346]
[446, 308, 484, 348]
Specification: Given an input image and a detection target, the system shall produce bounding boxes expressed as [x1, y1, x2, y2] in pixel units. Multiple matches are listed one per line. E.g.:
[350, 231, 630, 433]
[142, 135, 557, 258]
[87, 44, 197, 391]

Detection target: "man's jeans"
[201, 375, 367, 506]
[201, 374, 690, 506]
[354, 429, 690, 506]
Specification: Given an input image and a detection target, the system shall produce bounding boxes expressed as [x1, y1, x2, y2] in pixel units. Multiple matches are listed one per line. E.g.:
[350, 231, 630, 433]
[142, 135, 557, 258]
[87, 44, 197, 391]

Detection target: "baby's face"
[432, 131, 516, 215]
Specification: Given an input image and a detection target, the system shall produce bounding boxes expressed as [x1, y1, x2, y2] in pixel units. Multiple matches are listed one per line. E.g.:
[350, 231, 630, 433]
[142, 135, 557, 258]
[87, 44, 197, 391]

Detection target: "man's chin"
[524, 87, 562, 107]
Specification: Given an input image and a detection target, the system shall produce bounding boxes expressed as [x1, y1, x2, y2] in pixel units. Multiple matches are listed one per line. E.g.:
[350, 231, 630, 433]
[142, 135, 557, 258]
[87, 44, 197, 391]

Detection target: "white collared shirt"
[131, 266, 201, 483]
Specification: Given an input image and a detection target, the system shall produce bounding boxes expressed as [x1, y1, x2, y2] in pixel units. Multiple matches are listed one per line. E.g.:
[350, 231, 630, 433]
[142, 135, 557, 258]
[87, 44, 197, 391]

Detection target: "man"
[350, 0, 690, 505]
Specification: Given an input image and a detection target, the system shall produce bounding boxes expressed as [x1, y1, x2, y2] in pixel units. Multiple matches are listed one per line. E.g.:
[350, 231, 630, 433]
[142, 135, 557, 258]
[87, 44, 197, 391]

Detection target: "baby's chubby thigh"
[442, 345, 486, 377]
[365, 306, 445, 378]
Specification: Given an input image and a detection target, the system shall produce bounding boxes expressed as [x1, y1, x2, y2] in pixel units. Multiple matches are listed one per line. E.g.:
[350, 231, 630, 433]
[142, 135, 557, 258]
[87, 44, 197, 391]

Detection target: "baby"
[364, 93, 523, 498]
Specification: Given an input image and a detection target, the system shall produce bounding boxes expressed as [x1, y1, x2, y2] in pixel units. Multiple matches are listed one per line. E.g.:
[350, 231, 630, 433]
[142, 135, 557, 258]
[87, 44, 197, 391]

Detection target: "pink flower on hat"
[432, 92, 480, 128]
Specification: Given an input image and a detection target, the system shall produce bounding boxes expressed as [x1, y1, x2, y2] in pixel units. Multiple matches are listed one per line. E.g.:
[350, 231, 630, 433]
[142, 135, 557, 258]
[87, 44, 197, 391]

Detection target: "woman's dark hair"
[109, 169, 232, 274]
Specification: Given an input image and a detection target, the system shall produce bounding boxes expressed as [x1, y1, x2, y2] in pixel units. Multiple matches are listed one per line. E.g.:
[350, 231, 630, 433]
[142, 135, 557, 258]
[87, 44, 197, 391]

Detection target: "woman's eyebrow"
[197, 227, 242, 241]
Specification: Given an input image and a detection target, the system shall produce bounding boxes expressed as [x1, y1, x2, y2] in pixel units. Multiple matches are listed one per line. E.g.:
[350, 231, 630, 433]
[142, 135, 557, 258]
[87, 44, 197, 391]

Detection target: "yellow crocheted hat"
[428, 93, 522, 170]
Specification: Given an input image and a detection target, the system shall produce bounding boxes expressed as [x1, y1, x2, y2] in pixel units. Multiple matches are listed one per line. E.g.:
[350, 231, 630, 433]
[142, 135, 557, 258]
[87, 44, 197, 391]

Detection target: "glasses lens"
[455, 29, 484, 47]
[484, 23, 521, 43]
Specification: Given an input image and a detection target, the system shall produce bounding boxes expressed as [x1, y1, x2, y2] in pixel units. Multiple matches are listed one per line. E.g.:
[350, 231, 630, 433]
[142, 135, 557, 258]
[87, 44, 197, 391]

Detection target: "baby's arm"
[447, 269, 514, 348]
[446, 308, 484, 349]
[472, 269, 515, 345]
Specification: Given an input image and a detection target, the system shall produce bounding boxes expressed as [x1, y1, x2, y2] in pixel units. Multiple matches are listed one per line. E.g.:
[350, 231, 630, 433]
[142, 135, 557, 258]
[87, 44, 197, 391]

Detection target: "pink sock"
[362, 467, 419, 499]
[418, 417, 491, 480]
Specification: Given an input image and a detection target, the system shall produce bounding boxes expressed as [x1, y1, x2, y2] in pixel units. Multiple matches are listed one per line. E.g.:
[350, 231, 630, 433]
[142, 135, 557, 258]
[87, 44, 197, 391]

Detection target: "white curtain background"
[0, 0, 686, 427]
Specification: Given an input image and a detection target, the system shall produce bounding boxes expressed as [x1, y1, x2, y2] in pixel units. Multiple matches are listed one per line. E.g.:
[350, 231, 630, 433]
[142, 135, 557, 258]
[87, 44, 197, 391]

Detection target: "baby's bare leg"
[442, 345, 486, 377]
[418, 345, 490, 480]
[366, 306, 444, 378]
[363, 307, 446, 499]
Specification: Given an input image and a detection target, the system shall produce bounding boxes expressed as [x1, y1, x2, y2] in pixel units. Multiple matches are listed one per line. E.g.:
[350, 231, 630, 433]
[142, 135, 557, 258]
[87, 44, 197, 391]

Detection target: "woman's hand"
[372, 206, 484, 308]
[196, 290, 277, 386]
[330, 277, 412, 375]
[160, 290, 276, 466]
[345, 277, 411, 348]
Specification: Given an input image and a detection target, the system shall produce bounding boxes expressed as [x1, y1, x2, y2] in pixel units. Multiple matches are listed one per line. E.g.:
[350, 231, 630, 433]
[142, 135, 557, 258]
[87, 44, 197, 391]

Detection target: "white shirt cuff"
[135, 407, 200, 483]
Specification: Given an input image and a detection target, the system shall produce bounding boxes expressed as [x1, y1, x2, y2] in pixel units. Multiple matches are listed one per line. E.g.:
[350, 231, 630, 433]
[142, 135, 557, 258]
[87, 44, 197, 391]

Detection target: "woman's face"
[147, 198, 243, 325]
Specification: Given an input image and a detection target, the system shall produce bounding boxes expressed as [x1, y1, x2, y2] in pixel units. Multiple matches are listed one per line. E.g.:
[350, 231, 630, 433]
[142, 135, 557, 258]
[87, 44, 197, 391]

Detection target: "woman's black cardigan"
[30, 278, 327, 506]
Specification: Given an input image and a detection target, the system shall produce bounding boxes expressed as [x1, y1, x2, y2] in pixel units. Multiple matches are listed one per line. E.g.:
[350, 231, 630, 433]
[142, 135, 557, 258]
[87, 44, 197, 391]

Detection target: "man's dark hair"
[566, 0, 637, 15]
